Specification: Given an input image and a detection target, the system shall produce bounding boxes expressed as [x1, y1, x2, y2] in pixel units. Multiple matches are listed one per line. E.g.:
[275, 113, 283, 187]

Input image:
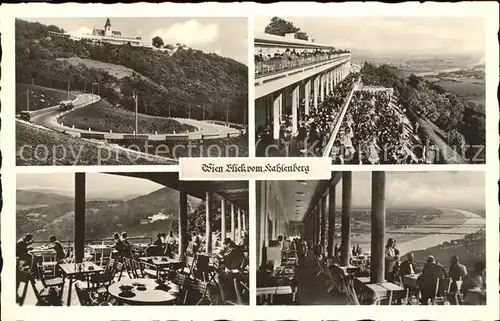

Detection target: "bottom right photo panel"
[255, 171, 486, 306]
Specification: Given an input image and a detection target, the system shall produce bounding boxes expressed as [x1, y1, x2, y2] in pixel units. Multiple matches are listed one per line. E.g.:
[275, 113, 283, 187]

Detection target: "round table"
[107, 278, 179, 305]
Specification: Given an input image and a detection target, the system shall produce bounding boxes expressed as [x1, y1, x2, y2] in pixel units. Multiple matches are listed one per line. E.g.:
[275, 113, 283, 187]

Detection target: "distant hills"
[16, 187, 201, 242]
[17, 190, 73, 206]
[17, 188, 146, 203]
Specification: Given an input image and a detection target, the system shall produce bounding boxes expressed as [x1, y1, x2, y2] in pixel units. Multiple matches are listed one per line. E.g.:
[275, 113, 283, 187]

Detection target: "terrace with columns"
[254, 31, 354, 157]
[256, 172, 486, 305]
[17, 172, 249, 306]
[256, 172, 386, 305]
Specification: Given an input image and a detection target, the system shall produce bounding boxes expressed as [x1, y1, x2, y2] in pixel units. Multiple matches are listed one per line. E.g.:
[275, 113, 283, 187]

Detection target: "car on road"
[59, 100, 74, 111]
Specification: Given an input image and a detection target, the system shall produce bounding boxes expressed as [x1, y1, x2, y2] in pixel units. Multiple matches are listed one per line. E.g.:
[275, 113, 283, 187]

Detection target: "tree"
[152, 36, 164, 48]
[264, 17, 300, 36]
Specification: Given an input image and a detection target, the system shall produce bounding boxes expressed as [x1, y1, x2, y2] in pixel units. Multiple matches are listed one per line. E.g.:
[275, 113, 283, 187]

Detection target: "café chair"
[29, 268, 63, 306]
[75, 281, 113, 306]
[36, 263, 64, 290]
[390, 288, 409, 305]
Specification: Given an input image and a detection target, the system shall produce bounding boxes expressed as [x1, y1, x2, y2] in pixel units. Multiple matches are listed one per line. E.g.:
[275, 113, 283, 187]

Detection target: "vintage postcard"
[0, 2, 498, 321]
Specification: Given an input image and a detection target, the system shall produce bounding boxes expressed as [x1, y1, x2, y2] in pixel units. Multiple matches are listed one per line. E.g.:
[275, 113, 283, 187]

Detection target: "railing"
[322, 77, 361, 157]
[255, 54, 348, 78]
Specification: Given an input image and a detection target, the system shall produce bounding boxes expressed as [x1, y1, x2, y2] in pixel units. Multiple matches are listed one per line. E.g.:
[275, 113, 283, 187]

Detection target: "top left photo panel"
[15, 17, 249, 166]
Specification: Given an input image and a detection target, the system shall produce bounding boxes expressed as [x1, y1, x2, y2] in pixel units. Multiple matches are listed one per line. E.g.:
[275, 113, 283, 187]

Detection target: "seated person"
[112, 232, 125, 258]
[147, 233, 165, 256]
[461, 261, 486, 305]
[216, 239, 246, 302]
[399, 252, 419, 277]
[282, 237, 291, 251]
[449, 255, 467, 282]
[417, 255, 446, 305]
[49, 235, 65, 263]
[192, 232, 202, 254]
[448, 255, 467, 293]
[165, 231, 177, 257]
[121, 232, 133, 258]
[217, 238, 245, 271]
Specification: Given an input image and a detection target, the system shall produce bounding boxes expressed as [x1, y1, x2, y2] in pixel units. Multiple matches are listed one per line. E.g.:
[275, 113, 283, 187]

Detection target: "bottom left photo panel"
[15, 172, 250, 306]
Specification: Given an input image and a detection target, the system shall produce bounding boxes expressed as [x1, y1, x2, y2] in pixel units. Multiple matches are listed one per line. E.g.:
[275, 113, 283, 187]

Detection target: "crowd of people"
[330, 88, 443, 164]
[384, 237, 486, 305]
[255, 47, 350, 76]
[302, 234, 486, 305]
[331, 90, 407, 164]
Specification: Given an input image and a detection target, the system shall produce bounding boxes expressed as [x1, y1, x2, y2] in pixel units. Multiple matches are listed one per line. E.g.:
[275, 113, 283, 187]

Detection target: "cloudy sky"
[335, 171, 484, 209]
[255, 17, 485, 57]
[17, 173, 164, 199]
[27, 17, 248, 64]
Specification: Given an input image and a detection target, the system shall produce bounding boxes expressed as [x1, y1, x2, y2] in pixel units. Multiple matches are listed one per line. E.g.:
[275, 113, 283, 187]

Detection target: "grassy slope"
[58, 99, 196, 134]
[435, 79, 485, 110]
[57, 57, 136, 79]
[16, 121, 176, 165]
[412, 238, 485, 270]
[16, 84, 77, 114]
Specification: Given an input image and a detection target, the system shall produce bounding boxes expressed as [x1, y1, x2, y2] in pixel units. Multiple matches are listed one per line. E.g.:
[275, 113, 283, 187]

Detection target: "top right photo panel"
[254, 17, 486, 164]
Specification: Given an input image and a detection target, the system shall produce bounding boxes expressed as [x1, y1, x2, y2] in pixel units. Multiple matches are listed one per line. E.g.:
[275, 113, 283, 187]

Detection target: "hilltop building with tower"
[49, 18, 149, 47]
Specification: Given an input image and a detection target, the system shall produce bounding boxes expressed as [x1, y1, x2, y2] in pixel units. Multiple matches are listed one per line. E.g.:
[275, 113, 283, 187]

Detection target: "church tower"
[104, 18, 112, 37]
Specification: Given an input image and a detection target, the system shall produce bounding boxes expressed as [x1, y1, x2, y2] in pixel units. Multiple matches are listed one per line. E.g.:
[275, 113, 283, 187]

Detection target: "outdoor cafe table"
[402, 274, 420, 289]
[58, 262, 103, 306]
[87, 244, 112, 266]
[108, 278, 179, 305]
[29, 248, 56, 268]
[256, 286, 297, 304]
[364, 282, 405, 304]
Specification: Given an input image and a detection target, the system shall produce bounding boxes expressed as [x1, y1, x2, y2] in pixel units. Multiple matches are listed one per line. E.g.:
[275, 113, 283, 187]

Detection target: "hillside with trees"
[16, 190, 73, 206]
[15, 19, 248, 123]
[360, 62, 485, 161]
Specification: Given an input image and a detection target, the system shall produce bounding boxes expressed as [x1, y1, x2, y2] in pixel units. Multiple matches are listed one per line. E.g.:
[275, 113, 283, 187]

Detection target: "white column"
[320, 74, 325, 102]
[273, 93, 282, 140]
[205, 192, 213, 254]
[242, 210, 246, 231]
[313, 76, 319, 110]
[292, 84, 299, 135]
[305, 79, 311, 116]
[325, 73, 330, 96]
[231, 204, 236, 241]
[260, 182, 267, 266]
[237, 208, 242, 241]
[330, 71, 334, 91]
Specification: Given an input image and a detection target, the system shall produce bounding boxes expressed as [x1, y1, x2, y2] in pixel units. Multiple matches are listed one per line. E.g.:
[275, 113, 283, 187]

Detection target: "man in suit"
[417, 255, 447, 304]
[399, 252, 419, 277]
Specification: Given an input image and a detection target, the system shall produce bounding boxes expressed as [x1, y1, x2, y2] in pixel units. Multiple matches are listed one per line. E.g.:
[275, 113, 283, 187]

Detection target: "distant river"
[351, 208, 485, 256]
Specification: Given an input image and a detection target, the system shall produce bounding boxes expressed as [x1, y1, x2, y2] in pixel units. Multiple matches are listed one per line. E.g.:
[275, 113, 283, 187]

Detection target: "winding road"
[29, 93, 242, 140]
